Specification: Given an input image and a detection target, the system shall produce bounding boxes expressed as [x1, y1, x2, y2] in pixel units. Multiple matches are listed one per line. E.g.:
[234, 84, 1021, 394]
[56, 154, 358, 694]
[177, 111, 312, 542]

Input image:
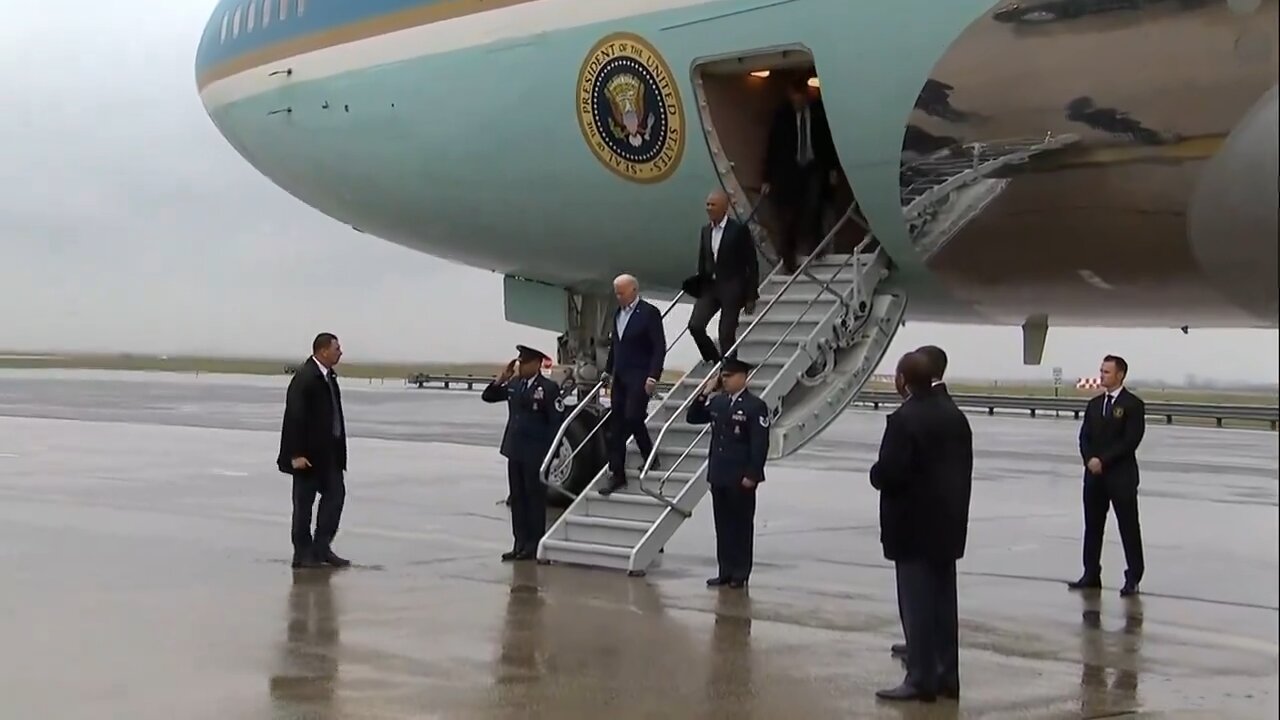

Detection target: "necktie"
[1103, 393, 1113, 418]
[327, 371, 343, 438]
[797, 108, 811, 166]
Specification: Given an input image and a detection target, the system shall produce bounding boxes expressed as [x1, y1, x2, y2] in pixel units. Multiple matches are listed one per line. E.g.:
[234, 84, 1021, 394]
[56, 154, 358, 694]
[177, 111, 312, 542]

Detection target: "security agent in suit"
[482, 345, 565, 562]
[870, 351, 973, 703]
[685, 357, 770, 589]
[686, 190, 760, 363]
[889, 344, 956, 659]
[1070, 354, 1146, 596]
[601, 274, 667, 496]
[277, 332, 352, 569]
[762, 76, 839, 273]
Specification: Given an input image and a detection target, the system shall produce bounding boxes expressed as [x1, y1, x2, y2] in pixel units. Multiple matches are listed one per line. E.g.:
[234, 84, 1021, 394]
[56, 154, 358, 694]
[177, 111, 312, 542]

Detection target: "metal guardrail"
[405, 374, 1278, 429]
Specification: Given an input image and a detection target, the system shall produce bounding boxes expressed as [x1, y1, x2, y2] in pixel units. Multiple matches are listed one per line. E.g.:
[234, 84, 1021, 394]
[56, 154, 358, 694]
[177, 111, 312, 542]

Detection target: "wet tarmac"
[0, 369, 1276, 719]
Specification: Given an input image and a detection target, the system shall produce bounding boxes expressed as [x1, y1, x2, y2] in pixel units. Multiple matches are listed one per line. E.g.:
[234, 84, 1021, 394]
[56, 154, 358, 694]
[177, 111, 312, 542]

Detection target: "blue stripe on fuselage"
[195, 0, 448, 80]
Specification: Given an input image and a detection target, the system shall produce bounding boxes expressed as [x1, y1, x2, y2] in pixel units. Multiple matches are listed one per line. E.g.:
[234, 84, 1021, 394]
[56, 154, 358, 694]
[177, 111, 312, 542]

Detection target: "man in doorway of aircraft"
[762, 74, 839, 274]
[1070, 354, 1146, 597]
[600, 274, 667, 496]
[686, 189, 760, 363]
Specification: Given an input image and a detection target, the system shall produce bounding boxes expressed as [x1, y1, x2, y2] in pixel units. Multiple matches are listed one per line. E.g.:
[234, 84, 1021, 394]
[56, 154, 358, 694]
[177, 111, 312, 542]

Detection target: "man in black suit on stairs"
[278, 332, 352, 569]
[687, 189, 760, 363]
[1069, 354, 1146, 597]
[600, 274, 667, 496]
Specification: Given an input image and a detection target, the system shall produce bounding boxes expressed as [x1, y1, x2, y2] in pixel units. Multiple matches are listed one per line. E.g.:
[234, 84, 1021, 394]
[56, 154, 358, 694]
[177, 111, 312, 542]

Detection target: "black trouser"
[1082, 475, 1144, 583]
[507, 458, 547, 553]
[688, 283, 746, 362]
[608, 374, 653, 477]
[292, 466, 345, 557]
[895, 559, 959, 693]
[710, 483, 757, 582]
[775, 166, 826, 268]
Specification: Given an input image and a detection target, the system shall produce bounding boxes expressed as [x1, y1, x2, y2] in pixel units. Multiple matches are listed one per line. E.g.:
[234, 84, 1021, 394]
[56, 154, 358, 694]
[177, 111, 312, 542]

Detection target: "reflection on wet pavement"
[0, 371, 1275, 719]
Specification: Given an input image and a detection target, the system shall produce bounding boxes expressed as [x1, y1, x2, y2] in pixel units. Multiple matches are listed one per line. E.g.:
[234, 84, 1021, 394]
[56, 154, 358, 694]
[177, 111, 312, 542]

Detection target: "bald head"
[613, 273, 639, 308]
[705, 189, 729, 224]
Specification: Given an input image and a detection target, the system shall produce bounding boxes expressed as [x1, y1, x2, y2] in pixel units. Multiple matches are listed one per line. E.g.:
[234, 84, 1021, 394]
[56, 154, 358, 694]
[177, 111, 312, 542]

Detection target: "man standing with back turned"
[687, 189, 760, 363]
[1070, 354, 1146, 596]
[278, 333, 352, 569]
[871, 351, 972, 703]
[601, 274, 667, 496]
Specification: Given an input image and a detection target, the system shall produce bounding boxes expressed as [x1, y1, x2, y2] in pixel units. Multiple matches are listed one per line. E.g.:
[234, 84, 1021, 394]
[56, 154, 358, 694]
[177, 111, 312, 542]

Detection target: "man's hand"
[741, 478, 757, 490]
[744, 301, 756, 316]
[644, 377, 657, 396]
[600, 372, 611, 388]
[291, 457, 312, 471]
[700, 374, 721, 394]
[499, 359, 516, 381]
[1087, 457, 1103, 475]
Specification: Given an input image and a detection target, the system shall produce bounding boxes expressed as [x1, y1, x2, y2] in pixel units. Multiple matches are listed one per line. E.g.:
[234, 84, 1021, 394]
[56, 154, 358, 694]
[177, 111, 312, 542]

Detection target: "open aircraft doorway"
[691, 47, 866, 265]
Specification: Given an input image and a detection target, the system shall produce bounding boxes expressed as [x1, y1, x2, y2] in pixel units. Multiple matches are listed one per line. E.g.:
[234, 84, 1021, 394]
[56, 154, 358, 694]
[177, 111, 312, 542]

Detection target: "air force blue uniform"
[482, 370, 564, 557]
[686, 387, 770, 584]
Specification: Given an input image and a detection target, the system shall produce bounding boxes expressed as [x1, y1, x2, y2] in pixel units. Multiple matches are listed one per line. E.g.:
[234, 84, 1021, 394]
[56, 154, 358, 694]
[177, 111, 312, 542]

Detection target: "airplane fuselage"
[196, 0, 1279, 331]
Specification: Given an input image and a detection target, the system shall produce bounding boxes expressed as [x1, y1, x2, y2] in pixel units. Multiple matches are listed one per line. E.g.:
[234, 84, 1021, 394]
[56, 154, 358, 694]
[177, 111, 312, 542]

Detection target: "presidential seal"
[576, 33, 685, 183]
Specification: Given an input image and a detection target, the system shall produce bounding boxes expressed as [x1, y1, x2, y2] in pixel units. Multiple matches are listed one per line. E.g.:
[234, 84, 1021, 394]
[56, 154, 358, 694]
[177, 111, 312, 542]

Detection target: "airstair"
[537, 132, 1078, 574]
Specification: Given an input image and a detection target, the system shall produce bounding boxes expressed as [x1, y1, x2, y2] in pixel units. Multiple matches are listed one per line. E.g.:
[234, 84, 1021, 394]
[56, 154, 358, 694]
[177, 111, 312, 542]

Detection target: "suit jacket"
[277, 358, 348, 475]
[764, 99, 838, 191]
[697, 218, 760, 305]
[686, 389, 770, 488]
[482, 373, 565, 464]
[604, 298, 666, 383]
[870, 387, 974, 562]
[1079, 388, 1145, 489]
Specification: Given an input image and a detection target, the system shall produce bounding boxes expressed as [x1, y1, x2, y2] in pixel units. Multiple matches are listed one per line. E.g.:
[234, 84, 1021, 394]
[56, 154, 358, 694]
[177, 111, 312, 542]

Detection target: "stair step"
[539, 539, 633, 570]
[564, 516, 653, 547]
[583, 491, 667, 522]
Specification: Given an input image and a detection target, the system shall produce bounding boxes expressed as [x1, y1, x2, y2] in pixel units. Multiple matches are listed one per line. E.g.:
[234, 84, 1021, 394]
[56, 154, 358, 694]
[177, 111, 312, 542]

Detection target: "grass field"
[0, 352, 1275, 407]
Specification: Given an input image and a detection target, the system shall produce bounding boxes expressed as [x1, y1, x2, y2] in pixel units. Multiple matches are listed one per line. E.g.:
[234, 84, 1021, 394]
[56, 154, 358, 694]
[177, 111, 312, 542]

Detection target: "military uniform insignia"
[1113, 406, 1125, 419]
[576, 32, 685, 184]
[533, 386, 545, 400]
[554, 397, 565, 413]
[759, 413, 770, 428]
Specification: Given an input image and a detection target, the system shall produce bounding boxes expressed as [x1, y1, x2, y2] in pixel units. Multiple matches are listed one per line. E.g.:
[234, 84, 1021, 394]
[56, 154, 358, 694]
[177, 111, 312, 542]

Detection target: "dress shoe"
[706, 577, 730, 587]
[1119, 581, 1139, 597]
[939, 683, 960, 700]
[599, 475, 627, 496]
[318, 549, 351, 567]
[728, 579, 748, 589]
[501, 550, 520, 562]
[890, 642, 908, 658]
[875, 682, 936, 703]
[291, 553, 322, 569]
[1067, 575, 1102, 590]
[516, 550, 537, 561]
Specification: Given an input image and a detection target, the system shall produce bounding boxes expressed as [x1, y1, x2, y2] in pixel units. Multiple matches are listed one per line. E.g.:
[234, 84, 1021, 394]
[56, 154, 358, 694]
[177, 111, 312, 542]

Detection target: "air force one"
[196, 0, 1278, 570]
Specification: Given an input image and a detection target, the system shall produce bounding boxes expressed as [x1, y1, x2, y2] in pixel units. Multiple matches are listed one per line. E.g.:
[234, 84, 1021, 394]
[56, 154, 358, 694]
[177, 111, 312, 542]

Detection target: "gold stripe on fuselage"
[197, 0, 539, 91]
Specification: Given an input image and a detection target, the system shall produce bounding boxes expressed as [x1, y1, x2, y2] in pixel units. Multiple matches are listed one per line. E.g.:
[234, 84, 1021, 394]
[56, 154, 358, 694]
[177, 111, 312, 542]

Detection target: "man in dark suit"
[870, 351, 973, 703]
[1070, 354, 1146, 596]
[601, 274, 667, 495]
[687, 189, 760, 363]
[762, 76, 839, 273]
[890, 344, 955, 660]
[278, 333, 351, 569]
[482, 344, 565, 562]
[686, 357, 770, 589]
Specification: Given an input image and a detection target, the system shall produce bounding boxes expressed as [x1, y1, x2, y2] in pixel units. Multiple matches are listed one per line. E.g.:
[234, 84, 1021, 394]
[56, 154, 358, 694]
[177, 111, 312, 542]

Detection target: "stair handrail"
[636, 200, 865, 507]
[536, 193, 773, 495]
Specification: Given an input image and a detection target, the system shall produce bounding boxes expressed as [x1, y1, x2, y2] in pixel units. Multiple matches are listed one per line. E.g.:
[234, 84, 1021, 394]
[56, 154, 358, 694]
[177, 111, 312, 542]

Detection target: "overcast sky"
[1, 1, 1276, 384]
